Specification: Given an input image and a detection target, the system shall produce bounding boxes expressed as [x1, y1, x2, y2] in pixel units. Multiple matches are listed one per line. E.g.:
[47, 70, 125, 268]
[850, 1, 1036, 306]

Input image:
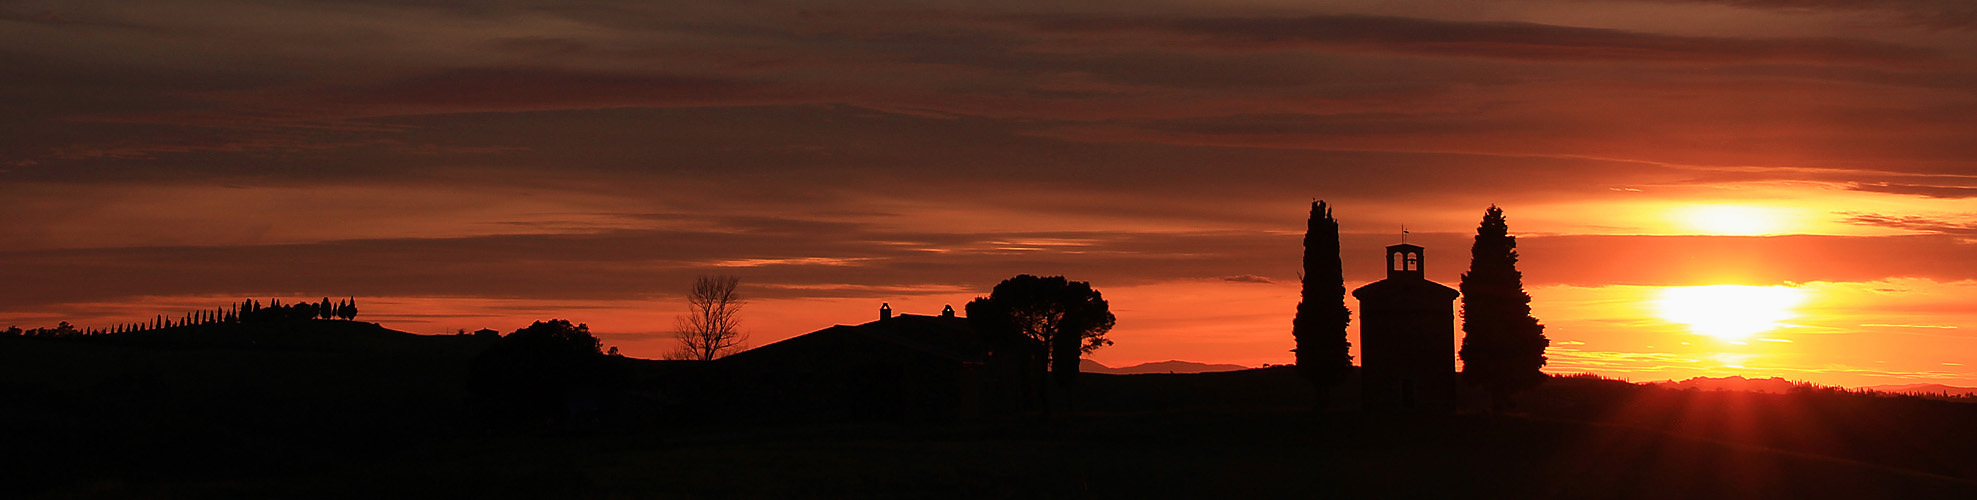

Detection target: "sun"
[1655, 285, 1805, 341]
[1672, 204, 1792, 235]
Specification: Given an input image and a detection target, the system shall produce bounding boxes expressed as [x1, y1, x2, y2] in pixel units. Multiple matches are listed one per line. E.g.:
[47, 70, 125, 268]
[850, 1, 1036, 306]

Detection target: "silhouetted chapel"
[1352, 243, 1459, 412]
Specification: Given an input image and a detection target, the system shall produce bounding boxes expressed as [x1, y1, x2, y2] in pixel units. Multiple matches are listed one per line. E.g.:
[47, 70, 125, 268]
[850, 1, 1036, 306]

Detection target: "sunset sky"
[4, 1, 1975, 388]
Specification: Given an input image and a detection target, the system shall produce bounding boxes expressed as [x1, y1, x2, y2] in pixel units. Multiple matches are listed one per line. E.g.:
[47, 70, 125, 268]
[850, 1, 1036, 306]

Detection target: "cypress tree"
[1291, 200, 1352, 409]
[1458, 205, 1550, 411]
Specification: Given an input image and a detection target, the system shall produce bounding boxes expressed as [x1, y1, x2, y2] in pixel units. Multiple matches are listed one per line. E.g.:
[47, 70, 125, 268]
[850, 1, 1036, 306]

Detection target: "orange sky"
[3, 1, 1975, 388]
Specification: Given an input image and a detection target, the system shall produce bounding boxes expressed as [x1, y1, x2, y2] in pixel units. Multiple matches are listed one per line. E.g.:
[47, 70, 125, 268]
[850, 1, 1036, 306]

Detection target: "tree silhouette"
[469, 319, 607, 428]
[1458, 205, 1551, 411]
[966, 275, 1115, 415]
[1292, 200, 1352, 409]
[672, 275, 747, 361]
[502, 319, 603, 356]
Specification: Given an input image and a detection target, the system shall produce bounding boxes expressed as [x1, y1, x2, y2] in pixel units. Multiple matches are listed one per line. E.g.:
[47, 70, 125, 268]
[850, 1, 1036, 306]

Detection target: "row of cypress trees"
[14, 297, 363, 338]
[1293, 202, 1550, 410]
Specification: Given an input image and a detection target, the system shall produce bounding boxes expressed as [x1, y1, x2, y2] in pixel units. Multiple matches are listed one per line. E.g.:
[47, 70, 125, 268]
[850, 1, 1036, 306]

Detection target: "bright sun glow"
[1673, 205, 1792, 235]
[1655, 285, 1806, 341]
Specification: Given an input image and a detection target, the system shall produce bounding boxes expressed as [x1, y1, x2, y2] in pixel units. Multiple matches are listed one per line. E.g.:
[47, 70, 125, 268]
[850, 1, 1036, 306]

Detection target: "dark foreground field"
[6, 325, 1977, 499]
[22, 409, 1977, 499]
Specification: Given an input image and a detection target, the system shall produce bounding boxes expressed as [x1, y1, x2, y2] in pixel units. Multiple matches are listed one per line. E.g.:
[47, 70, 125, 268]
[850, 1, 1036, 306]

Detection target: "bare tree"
[672, 275, 747, 360]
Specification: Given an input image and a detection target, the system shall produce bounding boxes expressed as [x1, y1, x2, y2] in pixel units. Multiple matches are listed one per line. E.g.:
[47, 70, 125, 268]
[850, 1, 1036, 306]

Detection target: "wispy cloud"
[1221, 274, 1275, 284]
[1838, 213, 1977, 235]
[1846, 182, 1977, 199]
[1626, 0, 1977, 30]
[1022, 13, 1934, 64]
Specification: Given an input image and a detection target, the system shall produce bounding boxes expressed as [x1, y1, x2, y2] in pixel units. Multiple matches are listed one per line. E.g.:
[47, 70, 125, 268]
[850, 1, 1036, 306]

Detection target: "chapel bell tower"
[1353, 243, 1460, 412]
[1387, 243, 1424, 279]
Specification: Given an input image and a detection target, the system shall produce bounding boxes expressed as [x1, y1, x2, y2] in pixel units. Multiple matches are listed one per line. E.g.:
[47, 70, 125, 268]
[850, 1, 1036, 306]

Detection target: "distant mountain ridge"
[1654, 376, 1977, 397]
[1655, 375, 1801, 394]
[1082, 359, 1249, 374]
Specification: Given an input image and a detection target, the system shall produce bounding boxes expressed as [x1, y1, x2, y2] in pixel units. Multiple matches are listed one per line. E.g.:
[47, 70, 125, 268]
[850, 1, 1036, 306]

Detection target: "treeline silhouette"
[3, 297, 361, 339]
